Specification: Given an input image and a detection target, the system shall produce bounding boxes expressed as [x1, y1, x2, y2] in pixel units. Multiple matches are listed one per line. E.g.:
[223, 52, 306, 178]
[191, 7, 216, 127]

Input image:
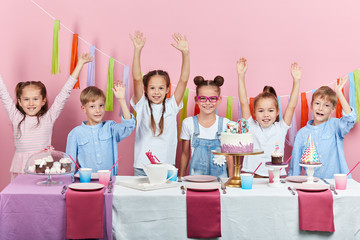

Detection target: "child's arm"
[113, 80, 131, 120]
[172, 33, 190, 106]
[237, 58, 251, 119]
[226, 156, 234, 177]
[130, 31, 146, 105]
[0, 75, 18, 120]
[335, 77, 351, 115]
[71, 53, 93, 79]
[179, 140, 191, 177]
[283, 62, 301, 126]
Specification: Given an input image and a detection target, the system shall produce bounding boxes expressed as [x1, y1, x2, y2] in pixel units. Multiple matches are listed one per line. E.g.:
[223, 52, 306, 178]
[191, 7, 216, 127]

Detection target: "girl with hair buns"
[179, 76, 234, 178]
[130, 31, 190, 176]
[237, 58, 301, 177]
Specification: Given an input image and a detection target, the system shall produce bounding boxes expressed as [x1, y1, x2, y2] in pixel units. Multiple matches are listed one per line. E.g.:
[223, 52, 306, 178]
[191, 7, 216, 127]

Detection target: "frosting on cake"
[220, 119, 254, 153]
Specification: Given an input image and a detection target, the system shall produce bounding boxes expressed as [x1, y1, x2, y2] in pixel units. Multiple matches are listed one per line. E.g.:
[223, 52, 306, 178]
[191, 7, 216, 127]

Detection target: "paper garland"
[194, 103, 200, 116]
[87, 45, 95, 87]
[249, 97, 255, 119]
[226, 97, 233, 121]
[70, 34, 79, 89]
[301, 92, 309, 128]
[277, 96, 283, 120]
[178, 88, 189, 140]
[349, 72, 356, 111]
[51, 20, 60, 74]
[336, 78, 344, 118]
[105, 58, 114, 111]
[354, 70, 360, 122]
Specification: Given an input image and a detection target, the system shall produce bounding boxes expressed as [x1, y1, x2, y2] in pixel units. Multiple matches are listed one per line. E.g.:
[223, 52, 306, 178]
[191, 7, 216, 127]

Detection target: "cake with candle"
[220, 119, 254, 153]
[271, 142, 283, 164]
[300, 134, 321, 165]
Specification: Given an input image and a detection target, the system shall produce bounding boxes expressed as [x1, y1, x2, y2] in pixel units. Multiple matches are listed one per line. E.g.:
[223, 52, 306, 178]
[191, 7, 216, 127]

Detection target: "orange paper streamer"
[194, 104, 200, 116]
[301, 92, 309, 128]
[70, 34, 79, 89]
[166, 84, 171, 99]
[249, 97, 255, 120]
[335, 78, 344, 118]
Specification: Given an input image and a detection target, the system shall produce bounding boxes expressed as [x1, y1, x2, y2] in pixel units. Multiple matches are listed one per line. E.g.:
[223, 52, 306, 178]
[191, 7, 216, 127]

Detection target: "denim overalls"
[189, 116, 228, 177]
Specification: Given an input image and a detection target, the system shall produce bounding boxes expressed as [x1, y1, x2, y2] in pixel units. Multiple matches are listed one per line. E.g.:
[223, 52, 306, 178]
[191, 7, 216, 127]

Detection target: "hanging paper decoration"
[70, 34, 79, 89]
[105, 58, 114, 111]
[87, 45, 95, 87]
[249, 97, 255, 119]
[226, 97, 233, 121]
[349, 72, 356, 111]
[354, 70, 360, 122]
[51, 20, 60, 74]
[166, 84, 171, 99]
[336, 78, 344, 118]
[238, 100, 242, 119]
[194, 103, 200, 116]
[311, 89, 317, 119]
[287, 96, 297, 146]
[300, 92, 309, 128]
[119, 65, 130, 117]
[277, 96, 283, 120]
[178, 88, 189, 140]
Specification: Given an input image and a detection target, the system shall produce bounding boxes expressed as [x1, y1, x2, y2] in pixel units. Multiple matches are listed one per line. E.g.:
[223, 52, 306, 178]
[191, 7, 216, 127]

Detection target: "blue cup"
[167, 169, 178, 182]
[79, 168, 92, 183]
[241, 173, 253, 190]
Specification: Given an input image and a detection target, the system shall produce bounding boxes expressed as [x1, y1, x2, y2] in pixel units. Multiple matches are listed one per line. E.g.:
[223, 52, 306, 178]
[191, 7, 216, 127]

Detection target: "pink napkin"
[66, 188, 104, 239]
[186, 189, 221, 238]
[297, 189, 334, 232]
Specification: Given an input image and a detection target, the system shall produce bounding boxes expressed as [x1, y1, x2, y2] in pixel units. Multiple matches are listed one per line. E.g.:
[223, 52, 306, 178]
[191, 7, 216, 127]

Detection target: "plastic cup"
[268, 169, 274, 183]
[98, 170, 111, 186]
[79, 168, 92, 183]
[334, 173, 347, 190]
[167, 168, 178, 182]
[241, 173, 254, 190]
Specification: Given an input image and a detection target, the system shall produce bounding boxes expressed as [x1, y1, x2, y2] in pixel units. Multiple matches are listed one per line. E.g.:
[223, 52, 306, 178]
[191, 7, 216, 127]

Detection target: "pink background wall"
[0, 0, 359, 190]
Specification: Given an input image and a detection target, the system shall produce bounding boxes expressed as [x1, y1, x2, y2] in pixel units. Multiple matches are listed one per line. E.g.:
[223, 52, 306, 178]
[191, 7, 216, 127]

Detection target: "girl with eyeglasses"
[179, 76, 234, 178]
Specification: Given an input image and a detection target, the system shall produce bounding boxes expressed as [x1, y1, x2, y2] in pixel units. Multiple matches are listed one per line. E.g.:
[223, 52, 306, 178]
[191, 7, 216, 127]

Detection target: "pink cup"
[334, 174, 347, 190]
[268, 169, 274, 183]
[98, 170, 111, 186]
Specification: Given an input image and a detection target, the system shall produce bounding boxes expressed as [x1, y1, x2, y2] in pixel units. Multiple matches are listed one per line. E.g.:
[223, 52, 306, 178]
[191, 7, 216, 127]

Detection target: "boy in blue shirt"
[289, 78, 357, 179]
[66, 81, 135, 175]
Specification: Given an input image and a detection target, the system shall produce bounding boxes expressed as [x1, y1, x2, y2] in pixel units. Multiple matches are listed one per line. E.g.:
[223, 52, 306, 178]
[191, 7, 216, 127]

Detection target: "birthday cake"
[271, 142, 283, 164]
[220, 119, 254, 153]
[300, 134, 321, 165]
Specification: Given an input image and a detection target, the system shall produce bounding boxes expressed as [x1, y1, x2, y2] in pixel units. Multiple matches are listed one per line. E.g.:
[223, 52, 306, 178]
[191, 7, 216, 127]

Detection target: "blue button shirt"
[289, 109, 357, 179]
[66, 115, 135, 175]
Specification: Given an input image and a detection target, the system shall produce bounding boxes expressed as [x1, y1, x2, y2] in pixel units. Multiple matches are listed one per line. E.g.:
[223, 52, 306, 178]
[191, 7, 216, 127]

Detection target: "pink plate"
[292, 183, 329, 192]
[183, 175, 218, 182]
[186, 183, 219, 191]
[286, 176, 319, 183]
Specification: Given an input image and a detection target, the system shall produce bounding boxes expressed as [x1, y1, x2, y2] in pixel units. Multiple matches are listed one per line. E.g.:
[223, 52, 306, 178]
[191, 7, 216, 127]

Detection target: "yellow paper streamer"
[51, 20, 60, 74]
[353, 70, 360, 122]
[178, 88, 189, 140]
[105, 58, 114, 111]
[226, 96, 233, 121]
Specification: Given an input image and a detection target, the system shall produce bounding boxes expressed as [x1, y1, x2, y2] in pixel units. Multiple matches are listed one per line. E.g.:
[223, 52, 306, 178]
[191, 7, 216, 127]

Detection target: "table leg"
[225, 155, 243, 188]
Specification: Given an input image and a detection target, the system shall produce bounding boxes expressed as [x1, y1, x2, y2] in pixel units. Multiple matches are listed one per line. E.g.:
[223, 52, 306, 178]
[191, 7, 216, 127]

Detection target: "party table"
[112, 176, 360, 240]
[0, 174, 113, 240]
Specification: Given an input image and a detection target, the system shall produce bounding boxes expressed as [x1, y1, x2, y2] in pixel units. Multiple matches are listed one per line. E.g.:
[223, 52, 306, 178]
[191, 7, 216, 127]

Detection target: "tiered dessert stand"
[212, 149, 264, 188]
[299, 163, 322, 183]
[265, 162, 288, 187]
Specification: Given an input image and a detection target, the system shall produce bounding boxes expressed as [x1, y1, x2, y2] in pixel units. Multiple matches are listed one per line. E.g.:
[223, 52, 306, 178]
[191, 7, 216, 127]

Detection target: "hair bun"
[194, 76, 205, 86]
[213, 75, 224, 87]
[263, 85, 277, 97]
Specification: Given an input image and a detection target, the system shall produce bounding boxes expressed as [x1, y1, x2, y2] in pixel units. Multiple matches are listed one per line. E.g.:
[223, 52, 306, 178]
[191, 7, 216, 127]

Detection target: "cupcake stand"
[212, 149, 264, 188]
[265, 162, 288, 187]
[299, 163, 322, 183]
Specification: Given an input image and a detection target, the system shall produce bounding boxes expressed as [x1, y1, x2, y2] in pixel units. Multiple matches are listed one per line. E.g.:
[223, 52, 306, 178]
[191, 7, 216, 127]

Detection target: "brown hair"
[311, 86, 337, 107]
[143, 70, 170, 136]
[193, 75, 224, 95]
[254, 86, 280, 122]
[15, 81, 48, 138]
[80, 86, 106, 106]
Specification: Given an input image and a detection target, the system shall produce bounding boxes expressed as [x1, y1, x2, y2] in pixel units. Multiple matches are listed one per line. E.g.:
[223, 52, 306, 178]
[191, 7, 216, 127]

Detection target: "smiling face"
[145, 75, 169, 104]
[311, 96, 335, 126]
[254, 98, 279, 128]
[81, 97, 106, 125]
[195, 86, 221, 115]
[17, 85, 47, 116]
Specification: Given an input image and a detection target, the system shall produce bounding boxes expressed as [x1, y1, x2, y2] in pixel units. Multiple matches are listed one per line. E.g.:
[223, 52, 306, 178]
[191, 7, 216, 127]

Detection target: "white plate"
[186, 183, 219, 191]
[292, 183, 329, 192]
[68, 183, 104, 191]
[183, 175, 218, 182]
[74, 172, 99, 180]
[286, 176, 319, 183]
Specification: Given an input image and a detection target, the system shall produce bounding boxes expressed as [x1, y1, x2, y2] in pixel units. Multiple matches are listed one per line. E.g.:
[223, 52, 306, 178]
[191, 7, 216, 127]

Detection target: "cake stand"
[212, 149, 264, 188]
[299, 163, 322, 183]
[265, 162, 288, 187]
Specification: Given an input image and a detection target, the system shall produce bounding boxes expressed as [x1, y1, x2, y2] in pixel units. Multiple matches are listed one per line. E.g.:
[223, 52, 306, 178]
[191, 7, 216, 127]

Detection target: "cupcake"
[271, 143, 283, 165]
[35, 159, 47, 173]
[44, 156, 54, 169]
[60, 158, 72, 172]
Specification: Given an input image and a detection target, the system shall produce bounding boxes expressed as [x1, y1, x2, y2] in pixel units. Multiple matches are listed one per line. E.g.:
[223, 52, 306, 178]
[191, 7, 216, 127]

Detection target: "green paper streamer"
[105, 58, 114, 111]
[51, 20, 60, 74]
[354, 70, 360, 122]
[178, 88, 189, 140]
[226, 96, 233, 121]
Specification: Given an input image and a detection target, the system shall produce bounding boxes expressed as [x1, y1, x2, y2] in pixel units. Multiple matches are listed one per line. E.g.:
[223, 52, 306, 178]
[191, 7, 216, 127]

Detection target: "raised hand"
[236, 58, 248, 76]
[335, 76, 348, 94]
[291, 62, 301, 82]
[130, 31, 146, 50]
[171, 33, 189, 53]
[112, 80, 126, 100]
[78, 52, 94, 65]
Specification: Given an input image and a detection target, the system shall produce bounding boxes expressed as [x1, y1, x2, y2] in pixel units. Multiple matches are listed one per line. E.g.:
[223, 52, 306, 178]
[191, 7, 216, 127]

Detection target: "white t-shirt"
[180, 115, 230, 156]
[242, 117, 290, 176]
[131, 94, 183, 168]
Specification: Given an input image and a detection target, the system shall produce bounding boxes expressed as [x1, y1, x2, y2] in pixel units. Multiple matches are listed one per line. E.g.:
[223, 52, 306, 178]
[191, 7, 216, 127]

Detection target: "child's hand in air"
[130, 31, 146, 50]
[335, 76, 347, 95]
[113, 80, 126, 100]
[236, 58, 248, 76]
[78, 53, 94, 65]
[171, 33, 189, 54]
[291, 62, 301, 83]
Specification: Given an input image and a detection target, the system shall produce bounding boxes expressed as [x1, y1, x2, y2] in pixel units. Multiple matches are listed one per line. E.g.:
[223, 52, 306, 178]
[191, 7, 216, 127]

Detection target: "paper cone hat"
[300, 134, 320, 164]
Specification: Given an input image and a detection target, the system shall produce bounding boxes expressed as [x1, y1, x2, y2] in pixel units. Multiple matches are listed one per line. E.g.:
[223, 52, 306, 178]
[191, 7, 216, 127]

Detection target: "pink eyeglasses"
[196, 95, 220, 103]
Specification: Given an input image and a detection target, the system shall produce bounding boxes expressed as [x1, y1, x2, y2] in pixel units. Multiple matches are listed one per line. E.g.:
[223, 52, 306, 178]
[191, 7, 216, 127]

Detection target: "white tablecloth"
[112, 177, 360, 240]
